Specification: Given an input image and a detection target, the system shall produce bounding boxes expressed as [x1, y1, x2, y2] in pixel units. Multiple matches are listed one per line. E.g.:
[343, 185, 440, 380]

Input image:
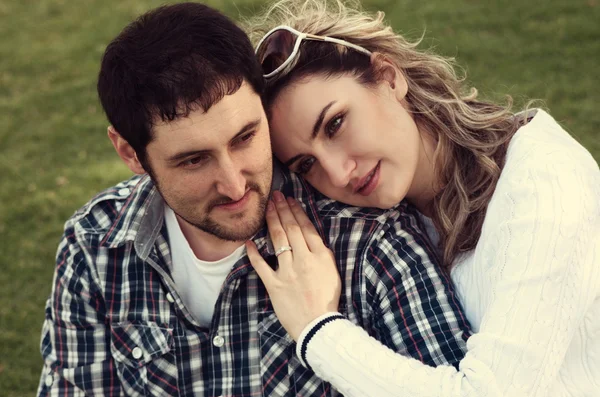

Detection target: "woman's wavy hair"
[246, 0, 531, 269]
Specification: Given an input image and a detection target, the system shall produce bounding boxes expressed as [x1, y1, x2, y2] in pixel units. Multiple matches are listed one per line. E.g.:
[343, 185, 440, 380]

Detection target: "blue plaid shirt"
[38, 169, 470, 396]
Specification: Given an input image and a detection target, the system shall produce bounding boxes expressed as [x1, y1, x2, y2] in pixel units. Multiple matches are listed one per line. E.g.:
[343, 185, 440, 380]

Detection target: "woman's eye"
[325, 112, 345, 137]
[297, 157, 316, 175]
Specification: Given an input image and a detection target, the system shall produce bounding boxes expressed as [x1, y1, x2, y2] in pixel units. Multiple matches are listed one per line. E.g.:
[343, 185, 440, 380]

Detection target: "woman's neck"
[406, 125, 439, 217]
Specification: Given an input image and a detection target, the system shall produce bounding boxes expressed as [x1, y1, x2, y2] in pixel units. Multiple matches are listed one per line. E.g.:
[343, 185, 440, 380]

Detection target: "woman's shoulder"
[504, 109, 598, 177]
[482, 110, 600, 250]
[455, 111, 600, 327]
[495, 110, 599, 208]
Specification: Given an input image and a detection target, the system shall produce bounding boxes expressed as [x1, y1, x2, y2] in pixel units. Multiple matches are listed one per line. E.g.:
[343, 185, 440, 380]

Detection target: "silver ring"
[275, 245, 293, 257]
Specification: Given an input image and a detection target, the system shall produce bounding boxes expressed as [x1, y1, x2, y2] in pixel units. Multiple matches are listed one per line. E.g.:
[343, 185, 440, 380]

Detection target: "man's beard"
[186, 183, 269, 242]
[157, 179, 270, 242]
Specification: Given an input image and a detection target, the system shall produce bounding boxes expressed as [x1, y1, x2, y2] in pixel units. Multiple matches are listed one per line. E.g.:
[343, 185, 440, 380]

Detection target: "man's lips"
[354, 161, 381, 196]
[213, 190, 252, 211]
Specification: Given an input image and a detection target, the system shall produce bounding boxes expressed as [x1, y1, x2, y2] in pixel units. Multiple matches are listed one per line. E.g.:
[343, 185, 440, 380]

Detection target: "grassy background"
[1, 0, 598, 394]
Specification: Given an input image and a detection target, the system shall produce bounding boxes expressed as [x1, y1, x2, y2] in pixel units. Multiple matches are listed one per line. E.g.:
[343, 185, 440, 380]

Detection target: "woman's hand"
[246, 191, 342, 341]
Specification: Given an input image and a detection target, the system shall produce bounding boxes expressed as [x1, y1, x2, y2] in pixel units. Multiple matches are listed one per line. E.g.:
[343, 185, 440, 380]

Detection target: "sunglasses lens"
[257, 29, 297, 76]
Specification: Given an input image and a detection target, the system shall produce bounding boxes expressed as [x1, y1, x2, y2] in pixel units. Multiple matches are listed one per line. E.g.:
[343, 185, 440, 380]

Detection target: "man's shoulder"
[280, 171, 434, 263]
[280, 169, 426, 233]
[64, 174, 150, 237]
[320, 200, 432, 255]
[279, 169, 397, 222]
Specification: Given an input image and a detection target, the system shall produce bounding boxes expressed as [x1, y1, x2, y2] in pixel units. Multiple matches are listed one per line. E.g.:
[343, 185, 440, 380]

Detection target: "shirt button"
[166, 293, 175, 303]
[45, 374, 53, 387]
[132, 346, 143, 359]
[118, 188, 130, 196]
[213, 335, 225, 347]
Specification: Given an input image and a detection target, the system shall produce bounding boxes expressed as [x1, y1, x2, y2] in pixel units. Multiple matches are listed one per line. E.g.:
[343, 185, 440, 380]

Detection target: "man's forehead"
[155, 85, 262, 133]
[150, 114, 264, 163]
[153, 110, 209, 133]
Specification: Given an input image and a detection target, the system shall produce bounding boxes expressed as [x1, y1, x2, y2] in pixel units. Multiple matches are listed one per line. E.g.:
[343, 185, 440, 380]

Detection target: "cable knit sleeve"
[297, 120, 600, 396]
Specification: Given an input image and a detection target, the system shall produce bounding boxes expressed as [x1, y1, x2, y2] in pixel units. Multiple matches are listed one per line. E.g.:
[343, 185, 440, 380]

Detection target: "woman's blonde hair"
[246, 0, 530, 270]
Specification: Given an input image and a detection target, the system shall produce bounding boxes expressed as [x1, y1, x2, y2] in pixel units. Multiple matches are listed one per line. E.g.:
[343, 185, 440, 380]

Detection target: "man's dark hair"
[97, 2, 264, 168]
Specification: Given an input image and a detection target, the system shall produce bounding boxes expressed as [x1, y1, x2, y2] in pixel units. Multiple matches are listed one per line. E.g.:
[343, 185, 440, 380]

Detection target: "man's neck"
[175, 214, 245, 262]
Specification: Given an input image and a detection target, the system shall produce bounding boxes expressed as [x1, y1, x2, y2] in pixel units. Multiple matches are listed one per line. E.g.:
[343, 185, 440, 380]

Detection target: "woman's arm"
[297, 146, 600, 396]
[248, 150, 600, 397]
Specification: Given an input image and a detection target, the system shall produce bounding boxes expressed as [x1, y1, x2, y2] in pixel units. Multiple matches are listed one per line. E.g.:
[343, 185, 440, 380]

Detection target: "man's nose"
[215, 157, 246, 201]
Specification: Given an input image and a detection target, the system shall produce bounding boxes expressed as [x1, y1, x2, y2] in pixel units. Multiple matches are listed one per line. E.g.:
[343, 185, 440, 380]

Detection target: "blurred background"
[0, 0, 598, 394]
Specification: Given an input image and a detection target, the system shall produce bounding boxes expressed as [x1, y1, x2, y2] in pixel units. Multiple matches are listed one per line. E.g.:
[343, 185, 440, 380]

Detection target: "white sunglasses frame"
[256, 25, 372, 80]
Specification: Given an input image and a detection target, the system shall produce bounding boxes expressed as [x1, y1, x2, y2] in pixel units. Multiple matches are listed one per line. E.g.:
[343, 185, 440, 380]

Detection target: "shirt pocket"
[110, 321, 179, 397]
[257, 310, 295, 396]
[257, 310, 340, 397]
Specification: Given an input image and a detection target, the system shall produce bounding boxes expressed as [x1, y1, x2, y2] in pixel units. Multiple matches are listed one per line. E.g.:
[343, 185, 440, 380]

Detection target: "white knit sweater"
[296, 110, 600, 396]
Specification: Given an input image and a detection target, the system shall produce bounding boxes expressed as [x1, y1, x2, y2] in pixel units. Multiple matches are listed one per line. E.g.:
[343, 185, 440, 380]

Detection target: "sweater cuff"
[295, 312, 345, 370]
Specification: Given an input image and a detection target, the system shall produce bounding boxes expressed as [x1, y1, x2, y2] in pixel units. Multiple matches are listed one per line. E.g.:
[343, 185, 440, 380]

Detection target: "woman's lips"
[356, 161, 380, 196]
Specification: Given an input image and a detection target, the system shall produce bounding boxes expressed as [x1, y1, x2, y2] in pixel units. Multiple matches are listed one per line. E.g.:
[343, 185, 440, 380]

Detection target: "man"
[38, 3, 470, 396]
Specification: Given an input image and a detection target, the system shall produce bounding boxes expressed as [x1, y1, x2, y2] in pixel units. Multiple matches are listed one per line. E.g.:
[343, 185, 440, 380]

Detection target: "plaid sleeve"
[37, 226, 123, 396]
[363, 217, 469, 368]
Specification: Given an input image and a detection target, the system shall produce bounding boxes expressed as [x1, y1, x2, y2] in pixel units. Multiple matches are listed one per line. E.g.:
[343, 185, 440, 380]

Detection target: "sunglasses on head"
[256, 25, 372, 81]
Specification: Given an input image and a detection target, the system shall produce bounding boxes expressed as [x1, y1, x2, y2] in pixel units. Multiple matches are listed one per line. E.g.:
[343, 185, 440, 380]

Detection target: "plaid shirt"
[38, 169, 470, 396]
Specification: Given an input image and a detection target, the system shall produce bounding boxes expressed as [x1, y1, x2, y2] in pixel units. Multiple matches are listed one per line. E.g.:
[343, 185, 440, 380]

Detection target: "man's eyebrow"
[167, 149, 210, 164]
[311, 101, 336, 139]
[230, 119, 261, 144]
[167, 119, 261, 164]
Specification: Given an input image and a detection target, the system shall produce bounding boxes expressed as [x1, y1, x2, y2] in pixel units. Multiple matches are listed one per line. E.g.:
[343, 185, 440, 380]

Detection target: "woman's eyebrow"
[311, 101, 336, 139]
[284, 153, 303, 168]
[283, 101, 337, 168]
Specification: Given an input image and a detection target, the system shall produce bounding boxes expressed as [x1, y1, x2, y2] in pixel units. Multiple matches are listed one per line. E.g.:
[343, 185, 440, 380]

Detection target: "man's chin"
[199, 206, 267, 242]
[175, 192, 269, 242]
[212, 196, 268, 241]
[206, 218, 265, 242]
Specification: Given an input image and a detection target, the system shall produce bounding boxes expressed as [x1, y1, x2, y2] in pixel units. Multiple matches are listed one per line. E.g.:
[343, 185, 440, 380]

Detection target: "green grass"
[1, 0, 598, 394]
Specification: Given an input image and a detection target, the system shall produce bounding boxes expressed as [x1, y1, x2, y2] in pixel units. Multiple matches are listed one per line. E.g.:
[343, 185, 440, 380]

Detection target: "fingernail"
[267, 200, 274, 211]
[286, 197, 296, 206]
[273, 191, 284, 202]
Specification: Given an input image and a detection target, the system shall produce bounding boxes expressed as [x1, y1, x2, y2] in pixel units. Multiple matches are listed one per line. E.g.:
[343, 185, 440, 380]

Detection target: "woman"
[244, 0, 600, 396]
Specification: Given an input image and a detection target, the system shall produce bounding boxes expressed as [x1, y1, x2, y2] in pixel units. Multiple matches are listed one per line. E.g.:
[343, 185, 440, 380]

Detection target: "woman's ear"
[370, 52, 408, 101]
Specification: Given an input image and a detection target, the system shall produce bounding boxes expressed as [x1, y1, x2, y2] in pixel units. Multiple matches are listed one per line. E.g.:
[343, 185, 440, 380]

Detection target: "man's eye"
[296, 157, 316, 175]
[181, 156, 208, 168]
[325, 112, 345, 138]
[234, 132, 256, 145]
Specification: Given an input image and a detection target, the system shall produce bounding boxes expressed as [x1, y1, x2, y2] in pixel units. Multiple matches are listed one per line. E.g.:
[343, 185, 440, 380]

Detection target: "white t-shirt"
[164, 206, 246, 328]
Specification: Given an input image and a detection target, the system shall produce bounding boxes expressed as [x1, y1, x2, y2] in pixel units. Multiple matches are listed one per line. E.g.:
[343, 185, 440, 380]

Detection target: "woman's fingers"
[286, 197, 328, 252]
[272, 192, 308, 255]
[265, 197, 294, 261]
[248, 192, 342, 341]
[245, 240, 275, 287]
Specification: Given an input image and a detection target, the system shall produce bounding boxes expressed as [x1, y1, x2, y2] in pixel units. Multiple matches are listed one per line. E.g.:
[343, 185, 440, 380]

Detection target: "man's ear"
[107, 126, 146, 175]
[370, 52, 408, 101]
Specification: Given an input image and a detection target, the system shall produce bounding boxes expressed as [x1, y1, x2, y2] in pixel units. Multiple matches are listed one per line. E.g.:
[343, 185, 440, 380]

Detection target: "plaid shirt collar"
[99, 172, 281, 264]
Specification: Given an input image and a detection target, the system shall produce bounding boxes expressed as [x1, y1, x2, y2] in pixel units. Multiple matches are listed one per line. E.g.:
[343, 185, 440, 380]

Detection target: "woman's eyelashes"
[324, 111, 346, 138]
[294, 112, 347, 175]
[296, 156, 316, 175]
